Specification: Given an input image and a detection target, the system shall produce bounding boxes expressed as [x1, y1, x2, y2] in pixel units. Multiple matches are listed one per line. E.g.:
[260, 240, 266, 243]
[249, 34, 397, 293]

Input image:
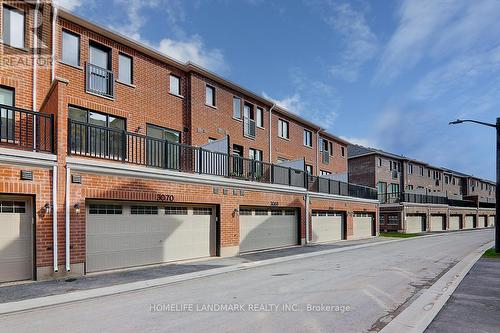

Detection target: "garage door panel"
[239, 209, 298, 253]
[464, 216, 474, 229]
[0, 197, 33, 283]
[430, 216, 444, 231]
[353, 216, 373, 239]
[406, 215, 424, 233]
[312, 215, 343, 243]
[449, 216, 461, 230]
[478, 216, 487, 228]
[86, 203, 215, 273]
[488, 216, 495, 227]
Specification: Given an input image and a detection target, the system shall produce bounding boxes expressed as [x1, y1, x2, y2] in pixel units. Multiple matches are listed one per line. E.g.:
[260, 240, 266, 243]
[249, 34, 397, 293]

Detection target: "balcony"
[86, 63, 115, 99]
[67, 120, 377, 200]
[243, 117, 256, 138]
[0, 104, 54, 153]
[378, 192, 479, 207]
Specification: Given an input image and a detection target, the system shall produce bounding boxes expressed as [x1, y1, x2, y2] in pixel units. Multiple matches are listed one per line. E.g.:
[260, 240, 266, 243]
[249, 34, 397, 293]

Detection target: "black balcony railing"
[378, 192, 479, 208]
[243, 117, 256, 138]
[68, 120, 377, 200]
[0, 104, 54, 153]
[86, 63, 115, 99]
[322, 151, 330, 164]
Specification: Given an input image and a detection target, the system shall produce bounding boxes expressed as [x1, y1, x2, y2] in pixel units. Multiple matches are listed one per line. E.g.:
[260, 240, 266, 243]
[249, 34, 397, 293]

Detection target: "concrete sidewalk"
[425, 256, 500, 333]
[0, 237, 387, 304]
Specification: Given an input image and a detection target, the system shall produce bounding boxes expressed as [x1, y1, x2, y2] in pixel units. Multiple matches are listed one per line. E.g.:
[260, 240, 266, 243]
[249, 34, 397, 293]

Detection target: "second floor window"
[62, 30, 80, 67]
[256, 107, 264, 127]
[2, 6, 25, 49]
[278, 119, 289, 139]
[303, 130, 312, 147]
[0, 86, 14, 141]
[249, 148, 262, 161]
[206, 85, 216, 106]
[320, 170, 331, 176]
[306, 164, 313, 175]
[341, 146, 345, 157]
[233, 97, 241, 119]
[408, 164, 413, 174]
[118, 53, 133, 84]
[170, 75, 181, 96]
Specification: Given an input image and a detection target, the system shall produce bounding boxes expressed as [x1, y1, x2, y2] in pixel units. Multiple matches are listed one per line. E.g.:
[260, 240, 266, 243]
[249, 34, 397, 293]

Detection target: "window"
[420, 166, 424, 176]
[305, 164, 313, 175]
[169, 75, 181, 96]
[249, 148, 263, 161]
[146, 124, 181, 168]
[445, 175, 449, 184]
[278, 119, 289, 139]
[271, 210, 283, 216]
[193, 207, 212, 215]
[377, 181, 387, 195]
[378, 158, 382, 167]
[284, 210, 296, 216]
[320, 170, 331, 176]
[2, 6, 25, 49]
[408, 164, 413, 174]
[89, 43, 111, 69]
[146, 124, 180, 143]
[62, 30, 80, 67]
[389, 183, 399, 194]
[341, 146, 345, 157]
[0, 201, 25, 213]
[239, 209, 252, 216]
[0, 86, 14, 141]
[131, 206, 158, 215]
[243, 103, 255, 138]
[407, 185, 414, 190]
[452, 178, 456, 186]
[303, 130, 312, 147]
[68, 106, 125, 158]
[232, 97, 241, 119]
[255, 209, 269, 216]
[88, 204, 122, 215]
[205, 85, 216, 106]
[256, 107, 264, 127]
[118, 53, 133, 84]
[165, 207, 188, 215]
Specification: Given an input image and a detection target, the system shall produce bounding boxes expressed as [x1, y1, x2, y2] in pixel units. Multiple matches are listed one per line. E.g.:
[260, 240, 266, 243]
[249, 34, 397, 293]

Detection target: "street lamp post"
[449, 118, 500, 253]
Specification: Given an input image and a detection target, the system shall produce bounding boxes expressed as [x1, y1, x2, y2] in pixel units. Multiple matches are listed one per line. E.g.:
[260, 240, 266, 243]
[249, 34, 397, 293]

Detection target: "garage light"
[74, 203, 80, 214]
[44, 203, 51, 214]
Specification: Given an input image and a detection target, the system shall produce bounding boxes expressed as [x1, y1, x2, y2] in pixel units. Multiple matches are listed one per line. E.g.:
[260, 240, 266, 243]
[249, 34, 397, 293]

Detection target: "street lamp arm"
[449, 119, 497, 128]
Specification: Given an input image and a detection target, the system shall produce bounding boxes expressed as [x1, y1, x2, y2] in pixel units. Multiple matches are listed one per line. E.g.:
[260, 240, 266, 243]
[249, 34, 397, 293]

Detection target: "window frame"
[0, 85, 15, 106]
[232, 96, 241, 119]
[61, 29, 81, 67]
[2, 5, 26, 49]
[278, 119, 289, 139]
[169, 74, 181, 96]
[303, 129, 312, 147]
[118, 52, 133, 85]
[205, 84, 216, 107]
[89, 41, 112, 70]
[256, 107, 264, 128]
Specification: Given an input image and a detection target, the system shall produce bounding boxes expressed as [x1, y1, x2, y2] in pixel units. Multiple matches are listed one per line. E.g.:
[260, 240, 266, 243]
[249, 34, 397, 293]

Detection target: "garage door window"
[193, 208, 212, 215]
[0, 201, 25, 213]
[88, 204, 122, 214]
[165, 207, 187, 215]
[271, 210, 283, 216]
[255, 209, 269, 216]
[240, 209, 252, 216]
[131, 206, 158, 215]
[284, 210, 295, 216]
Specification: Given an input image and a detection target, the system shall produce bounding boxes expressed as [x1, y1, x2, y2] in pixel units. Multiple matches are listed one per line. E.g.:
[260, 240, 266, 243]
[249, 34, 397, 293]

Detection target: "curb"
[0, 229, 491, 316]
[379, 240, 494, 333]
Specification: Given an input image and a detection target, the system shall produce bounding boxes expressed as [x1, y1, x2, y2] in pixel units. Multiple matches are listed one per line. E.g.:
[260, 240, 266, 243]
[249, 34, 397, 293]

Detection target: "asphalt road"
[0, 229, 493, 333]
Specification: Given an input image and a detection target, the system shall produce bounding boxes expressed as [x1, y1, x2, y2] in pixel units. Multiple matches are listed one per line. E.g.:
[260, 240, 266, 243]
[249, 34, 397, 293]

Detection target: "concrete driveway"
[0, 229, 493, 333]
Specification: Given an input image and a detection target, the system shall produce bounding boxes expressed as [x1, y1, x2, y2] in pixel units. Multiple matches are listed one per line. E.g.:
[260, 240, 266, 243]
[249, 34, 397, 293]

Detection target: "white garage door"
[352, 213, 374, 239]
[0, 198, 32, 283]
[430, 215, 445, 231]
[464, 215, 475, 229]
[86, 202, 216, 273]
[312, 211, 344, 243]
[478, 216, 487, 228]
[449, 216, 461, 230]
[406, 215, 425, 233]
[239, 208, 298, 253]
[488, 216, 496, 227]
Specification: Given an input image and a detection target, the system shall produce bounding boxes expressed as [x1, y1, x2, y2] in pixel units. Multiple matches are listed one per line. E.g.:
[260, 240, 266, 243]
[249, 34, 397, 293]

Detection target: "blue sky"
[58, 0, 500, 180]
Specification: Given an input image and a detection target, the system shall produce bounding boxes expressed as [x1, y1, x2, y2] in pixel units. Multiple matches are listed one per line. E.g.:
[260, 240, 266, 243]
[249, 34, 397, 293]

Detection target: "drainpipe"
[51, 5, 58, 82]
[32, 0, 40, 150]
[52, 165, 58, 272]
[316, 129, 321, 174]
[65, 166, 71, 271]
[305, 193, 310, 244]
[268, 104, 276, 164]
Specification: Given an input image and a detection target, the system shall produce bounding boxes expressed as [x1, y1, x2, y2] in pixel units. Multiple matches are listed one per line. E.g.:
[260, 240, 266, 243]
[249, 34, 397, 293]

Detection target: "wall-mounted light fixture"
[44, 203, 51, 214]
[74, 203, 80, 214]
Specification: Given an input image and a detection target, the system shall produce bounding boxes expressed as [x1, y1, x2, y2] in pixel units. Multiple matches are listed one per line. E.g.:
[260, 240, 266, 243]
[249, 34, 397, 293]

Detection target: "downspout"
[316, 129, 321, 174]
[268, 104, 276, 164]
[51, 5, 58, 82]
[32, 0, 40, 150]
[52, 165, 58, 272]
[305, 193, 310, 244]
[65, 166, 71, 271]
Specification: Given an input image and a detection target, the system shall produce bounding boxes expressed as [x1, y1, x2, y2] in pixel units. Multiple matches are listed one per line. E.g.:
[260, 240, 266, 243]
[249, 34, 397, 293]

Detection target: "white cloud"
[262, 93, 304, 115]
[158, 37, 226, 72]
[53, 0, 83, 10]
[316, 1, 378, 82]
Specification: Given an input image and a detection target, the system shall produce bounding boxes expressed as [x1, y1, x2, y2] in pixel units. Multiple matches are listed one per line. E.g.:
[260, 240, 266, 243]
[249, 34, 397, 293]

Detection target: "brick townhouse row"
[0, 1, 378, 283]
[348, 145, 496, 233]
